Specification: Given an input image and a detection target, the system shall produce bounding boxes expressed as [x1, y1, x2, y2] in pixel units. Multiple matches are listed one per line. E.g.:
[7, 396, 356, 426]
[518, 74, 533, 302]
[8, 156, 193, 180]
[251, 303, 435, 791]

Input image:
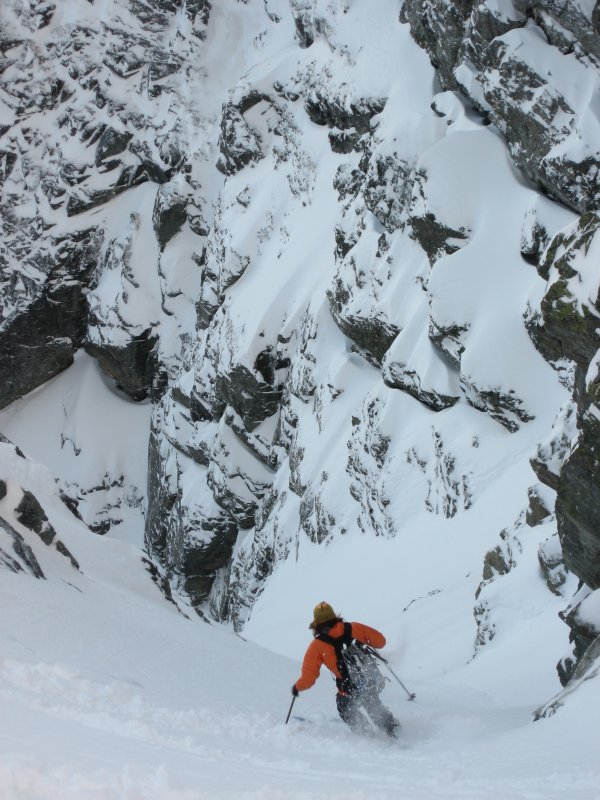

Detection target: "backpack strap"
[316, 621, 353, 648]
[316, 622, 355, 692]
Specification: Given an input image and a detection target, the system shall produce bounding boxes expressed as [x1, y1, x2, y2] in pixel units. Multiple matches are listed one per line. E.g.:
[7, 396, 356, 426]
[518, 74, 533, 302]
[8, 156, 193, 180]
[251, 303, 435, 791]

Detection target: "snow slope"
[1, 438, 599, 800]
[1, 0, 600, 796]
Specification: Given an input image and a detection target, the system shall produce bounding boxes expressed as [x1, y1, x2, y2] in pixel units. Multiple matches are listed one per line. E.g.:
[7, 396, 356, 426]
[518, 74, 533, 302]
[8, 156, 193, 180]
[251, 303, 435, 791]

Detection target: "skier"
[291, 601, 400, 736]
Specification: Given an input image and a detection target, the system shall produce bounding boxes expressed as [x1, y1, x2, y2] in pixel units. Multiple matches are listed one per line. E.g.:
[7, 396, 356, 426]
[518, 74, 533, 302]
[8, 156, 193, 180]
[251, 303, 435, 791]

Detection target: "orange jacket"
[294, 620, 386, 692]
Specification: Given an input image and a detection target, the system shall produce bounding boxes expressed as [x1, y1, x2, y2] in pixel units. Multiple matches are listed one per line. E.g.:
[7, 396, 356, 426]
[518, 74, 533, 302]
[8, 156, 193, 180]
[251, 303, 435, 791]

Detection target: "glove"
[291, 685, 299, 697]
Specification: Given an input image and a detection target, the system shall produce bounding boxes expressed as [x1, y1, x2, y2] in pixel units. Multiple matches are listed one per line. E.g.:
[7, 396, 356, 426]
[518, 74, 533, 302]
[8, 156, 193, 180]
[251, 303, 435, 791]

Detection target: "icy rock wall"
[401, 0, 600, 213]
[402, 0, 600, 682]
[0, 0, 211, 409]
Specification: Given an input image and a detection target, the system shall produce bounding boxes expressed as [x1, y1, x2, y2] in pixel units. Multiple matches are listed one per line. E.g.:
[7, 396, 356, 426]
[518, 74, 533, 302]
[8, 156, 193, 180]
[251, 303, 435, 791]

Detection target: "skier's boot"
[383, 717, 400, 738]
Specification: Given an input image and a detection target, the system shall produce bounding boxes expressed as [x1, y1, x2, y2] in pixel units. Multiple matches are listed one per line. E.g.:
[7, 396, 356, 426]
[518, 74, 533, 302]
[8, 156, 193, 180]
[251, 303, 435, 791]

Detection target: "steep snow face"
[1, 0, 600, 750]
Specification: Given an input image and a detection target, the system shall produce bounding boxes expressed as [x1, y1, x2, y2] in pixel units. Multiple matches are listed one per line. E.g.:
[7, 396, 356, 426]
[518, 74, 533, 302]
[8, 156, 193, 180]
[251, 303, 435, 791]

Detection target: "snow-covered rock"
[0, 438, 81, 577]
[527, 213, 600, 591]
[403, 0, 600, 213]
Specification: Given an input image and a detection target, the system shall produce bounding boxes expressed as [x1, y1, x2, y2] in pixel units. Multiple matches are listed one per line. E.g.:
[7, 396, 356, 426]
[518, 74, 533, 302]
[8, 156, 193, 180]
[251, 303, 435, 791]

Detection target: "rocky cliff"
[1, 0, 599, 702]
[399, 0, 600, 688]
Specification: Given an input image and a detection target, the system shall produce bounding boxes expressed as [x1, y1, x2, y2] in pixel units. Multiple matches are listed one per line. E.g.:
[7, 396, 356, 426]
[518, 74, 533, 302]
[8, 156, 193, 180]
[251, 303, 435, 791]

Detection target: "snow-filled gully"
[1, 521, 598, 800]
[2, 0, 600, 797]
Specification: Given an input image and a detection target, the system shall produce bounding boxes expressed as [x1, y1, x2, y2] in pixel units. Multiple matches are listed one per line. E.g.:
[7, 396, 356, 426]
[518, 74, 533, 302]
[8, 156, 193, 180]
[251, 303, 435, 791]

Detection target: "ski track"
[2, 652, 598, 800]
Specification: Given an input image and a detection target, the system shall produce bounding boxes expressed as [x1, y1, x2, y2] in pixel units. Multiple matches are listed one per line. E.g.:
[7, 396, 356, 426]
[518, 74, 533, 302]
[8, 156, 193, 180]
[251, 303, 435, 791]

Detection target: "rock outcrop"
[527, 213, 600, 591]
[401, 0, 600, 214]
[403, 0, 600, 696]
[0, 440, 80, 577]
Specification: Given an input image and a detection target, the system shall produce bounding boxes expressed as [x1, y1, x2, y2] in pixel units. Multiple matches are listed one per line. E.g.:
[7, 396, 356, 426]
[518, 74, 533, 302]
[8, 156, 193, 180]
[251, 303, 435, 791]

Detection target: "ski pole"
[285, 694, 297, 724]
[366, 646, 416, 701]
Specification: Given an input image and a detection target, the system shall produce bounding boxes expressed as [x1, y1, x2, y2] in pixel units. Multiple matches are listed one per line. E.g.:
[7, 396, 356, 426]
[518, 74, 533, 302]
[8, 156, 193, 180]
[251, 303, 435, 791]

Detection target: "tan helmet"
[309, 601, 337, 629]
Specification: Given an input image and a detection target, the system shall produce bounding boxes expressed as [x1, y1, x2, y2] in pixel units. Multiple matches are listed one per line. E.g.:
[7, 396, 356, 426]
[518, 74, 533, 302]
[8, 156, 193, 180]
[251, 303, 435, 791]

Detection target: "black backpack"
[317, 622, 387, 695]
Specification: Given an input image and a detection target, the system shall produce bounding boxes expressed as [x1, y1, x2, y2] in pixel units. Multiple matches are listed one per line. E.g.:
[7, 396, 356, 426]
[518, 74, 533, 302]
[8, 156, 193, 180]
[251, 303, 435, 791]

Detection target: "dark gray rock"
[66, 162, 170, 216]
[201, 416, 276, 535]
[300, 488, 336, 544]
[305, 93, 385, 134]
[535, 632, 600, 719]
[328, 127, 362, 154]
[0, 226, 102, 409]
[0, 149, 18, 183]
[187, 200, 210, 237]
[213, 486, 299, 630]
[0, 514, 45, 579]
[196, 211, 251, 329]
[183, 0, 211, 39]
[145, 430, 239, 605]
[530, 401, 577, 493]
[474, 597, 495, 648]
[145, 430, 178, 565]
[101, 26, 150, 77]
[94, 126, 132, 166]
[526, 483, 552, 527]
[383, 361, 460, 411]
[481, 544, 511, 582]
[403, 0, 600, 213]
[428, 319, 469, 370]
[289, 0, 319, 47]
[478, 39, 600, 213]
[130, 0, 210, 39]
[520, 208, 551, 266]
[15, 490, 56, 545]
[85, 327, 158, 402]
[514, 0, 600, 65]
[346, 397, 394, 538]
[222, 407, 279, 470]
[474, 523, 522, 650]
[459, 1, 526, 74]
[557, 592, 600, 685]
[207, 459, 270, 531]
[10, 1, 56, 31]
[476, 524, 520, 596]
[363, 153, 414, 233]
[333, 163, 365, 202]
[333, 226, 359, 261]
[329, 154, 405, 368]
[400, 0, 476, 91]
[288, 439, 306, 497]
[460, 376, 535, 433]
[410, 210, 470, 264]
[555, 409, 600, 590]
[540, 153, 600, 216]
[168, 511, 238, 606]
[410, 171, 470, 263]
[8, 489, 79, 570]
[217, 98, 265, 176]
[537, 533, 567, 596]
[0, 41, 73, 116]
[0, 315, 74, 411]
[570, 631, 600, 682]
[527, 213, 600, 589]
[327, 275, 400, 365]
[152, 185, 187, 251]
[212, 364, 283, 432]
